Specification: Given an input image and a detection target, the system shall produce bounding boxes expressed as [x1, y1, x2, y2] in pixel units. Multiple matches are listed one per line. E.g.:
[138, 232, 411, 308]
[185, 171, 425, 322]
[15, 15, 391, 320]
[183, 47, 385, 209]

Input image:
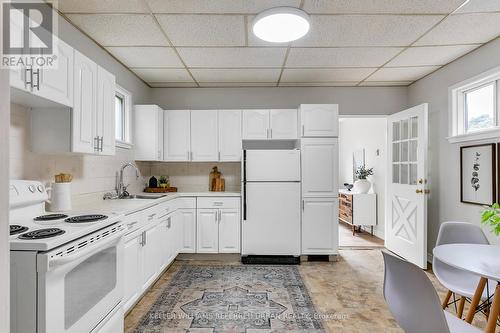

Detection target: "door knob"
[416, 189, 423, 194]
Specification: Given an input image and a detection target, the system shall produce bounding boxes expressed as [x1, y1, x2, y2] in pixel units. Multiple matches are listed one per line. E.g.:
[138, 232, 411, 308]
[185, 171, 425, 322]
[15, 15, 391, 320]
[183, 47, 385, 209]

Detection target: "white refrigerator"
[241, 149, 301, 256]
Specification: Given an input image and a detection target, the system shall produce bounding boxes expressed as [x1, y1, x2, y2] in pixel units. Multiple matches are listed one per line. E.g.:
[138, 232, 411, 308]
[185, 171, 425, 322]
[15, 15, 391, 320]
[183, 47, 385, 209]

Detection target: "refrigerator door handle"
[243, 150, 247, 220]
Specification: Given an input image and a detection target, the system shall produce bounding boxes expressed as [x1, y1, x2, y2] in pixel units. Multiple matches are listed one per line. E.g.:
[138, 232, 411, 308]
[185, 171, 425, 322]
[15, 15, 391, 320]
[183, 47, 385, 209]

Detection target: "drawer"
[197, 197, 240, 209]
[174, 197, 196, 209]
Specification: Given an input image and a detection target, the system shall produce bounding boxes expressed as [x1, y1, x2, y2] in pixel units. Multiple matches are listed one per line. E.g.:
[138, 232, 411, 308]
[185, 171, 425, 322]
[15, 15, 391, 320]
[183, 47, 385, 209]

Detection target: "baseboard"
[241, 255, 300, 265]
[176, 253, 241, 262]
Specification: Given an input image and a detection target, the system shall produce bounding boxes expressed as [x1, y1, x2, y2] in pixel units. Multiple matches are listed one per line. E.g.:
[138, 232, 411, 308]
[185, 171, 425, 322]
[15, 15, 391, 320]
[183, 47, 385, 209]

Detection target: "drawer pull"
[213, 202, 223, 206]
[127, 221, 138, 229]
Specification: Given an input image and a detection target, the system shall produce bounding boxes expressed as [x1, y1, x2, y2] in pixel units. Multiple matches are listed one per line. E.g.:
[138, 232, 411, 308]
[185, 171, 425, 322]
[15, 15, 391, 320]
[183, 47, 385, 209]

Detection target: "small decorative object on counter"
[353, 165, 373, 193]
[148, 176, 158, 188]
[209, 166, 225, 192]
[47, 173, 73, 212]
[159, 175, 169, 189]
[343, 183, 354, 191]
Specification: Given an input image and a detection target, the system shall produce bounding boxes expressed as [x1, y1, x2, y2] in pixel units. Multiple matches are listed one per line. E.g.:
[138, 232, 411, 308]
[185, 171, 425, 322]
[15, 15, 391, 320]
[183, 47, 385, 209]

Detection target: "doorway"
[338, 116, 386, 248]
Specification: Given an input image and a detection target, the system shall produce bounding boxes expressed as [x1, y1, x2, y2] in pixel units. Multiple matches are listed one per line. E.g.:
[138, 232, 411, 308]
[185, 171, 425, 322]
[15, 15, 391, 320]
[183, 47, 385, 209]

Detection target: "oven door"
[37, 228, 124, 333]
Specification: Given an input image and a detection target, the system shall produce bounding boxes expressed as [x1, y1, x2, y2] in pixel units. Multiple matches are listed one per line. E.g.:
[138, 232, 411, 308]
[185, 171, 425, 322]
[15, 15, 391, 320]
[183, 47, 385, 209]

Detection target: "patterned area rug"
[133, 265, 326, 333]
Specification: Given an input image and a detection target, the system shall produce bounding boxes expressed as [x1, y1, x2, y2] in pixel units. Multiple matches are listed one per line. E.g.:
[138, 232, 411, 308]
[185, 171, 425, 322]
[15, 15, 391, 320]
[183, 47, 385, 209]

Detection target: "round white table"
[433, 244, 500, 333]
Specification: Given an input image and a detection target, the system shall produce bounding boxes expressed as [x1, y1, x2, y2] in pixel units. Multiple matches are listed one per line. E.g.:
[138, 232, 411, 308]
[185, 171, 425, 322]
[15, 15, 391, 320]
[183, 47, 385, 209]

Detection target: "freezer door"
[245, 150, 300, 181]
[242, 182, 301, 256]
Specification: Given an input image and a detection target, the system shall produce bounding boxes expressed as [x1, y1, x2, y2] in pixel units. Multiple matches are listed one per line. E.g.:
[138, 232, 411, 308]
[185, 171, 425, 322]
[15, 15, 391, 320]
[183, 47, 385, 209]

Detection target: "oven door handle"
[44, 232, 124, 271]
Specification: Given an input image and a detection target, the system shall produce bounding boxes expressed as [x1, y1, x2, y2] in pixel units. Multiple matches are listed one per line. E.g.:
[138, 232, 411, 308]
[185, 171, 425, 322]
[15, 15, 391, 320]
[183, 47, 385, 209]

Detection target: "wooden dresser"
[339, 190, 377, 235]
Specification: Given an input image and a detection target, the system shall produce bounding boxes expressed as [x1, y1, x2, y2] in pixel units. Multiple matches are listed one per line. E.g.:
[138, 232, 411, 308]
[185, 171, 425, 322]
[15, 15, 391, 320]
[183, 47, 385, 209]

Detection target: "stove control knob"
[28, 185, 36, 193]
[37, 185, 44, 193]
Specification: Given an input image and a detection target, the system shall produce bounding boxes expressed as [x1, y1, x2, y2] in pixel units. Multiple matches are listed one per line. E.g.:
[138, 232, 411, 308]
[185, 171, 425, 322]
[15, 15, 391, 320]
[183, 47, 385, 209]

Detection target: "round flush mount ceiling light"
[252, 7, 310, 43]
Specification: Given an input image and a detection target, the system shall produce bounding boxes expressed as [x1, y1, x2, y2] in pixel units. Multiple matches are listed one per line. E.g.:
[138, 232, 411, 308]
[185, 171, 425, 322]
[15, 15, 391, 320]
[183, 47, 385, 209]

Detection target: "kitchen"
[2, 1, 500, 333]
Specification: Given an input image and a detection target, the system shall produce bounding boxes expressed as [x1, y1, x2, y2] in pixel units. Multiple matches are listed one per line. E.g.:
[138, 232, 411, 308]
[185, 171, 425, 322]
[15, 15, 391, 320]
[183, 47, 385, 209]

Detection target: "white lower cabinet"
[123, 232, 141, 312]
[197, 209, 219, 253]
[141, 222, 163, 291]
[218, 209, 240, 253]
[301, 197, 338, 255]
[179, 209, 196, 253]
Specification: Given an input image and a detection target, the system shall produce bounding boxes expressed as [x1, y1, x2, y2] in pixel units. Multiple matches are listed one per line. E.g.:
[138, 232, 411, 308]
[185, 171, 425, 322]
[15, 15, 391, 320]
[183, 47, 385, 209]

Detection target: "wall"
[408, 37, 500, 249]
[149, 162, 241, 192]
[339, 117, 387, 239]
[151, 86, 407, 115]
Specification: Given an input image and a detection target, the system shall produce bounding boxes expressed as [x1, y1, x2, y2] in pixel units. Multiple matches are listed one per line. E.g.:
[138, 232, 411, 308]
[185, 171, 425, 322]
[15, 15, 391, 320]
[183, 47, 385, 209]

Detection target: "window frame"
[448, 65, 500, 144]
[114, 85, 133, 149]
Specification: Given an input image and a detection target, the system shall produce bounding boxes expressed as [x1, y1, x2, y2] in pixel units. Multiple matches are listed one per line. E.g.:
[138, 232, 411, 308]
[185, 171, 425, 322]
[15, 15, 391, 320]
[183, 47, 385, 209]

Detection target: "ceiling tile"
[199, 82, 278, 87]
[146, 0, 300, 14]
[190, 68, 281, 82]
[149, 82, 198, 87]
[280, 68, 375, 82]
[58, 0, 148, 13]
[303, 0, 465, 14]
[286, 47, 403, 68]
[279, 82, 358, 86]
[386, 45, 479, 67]
[455, 0, 500, 13]
[415, 13, 500, 45]
[292, 15, 444, 47]
[156, 15, 245, 46]
[359, 81, 412, 86]
[178, 47, 287, 68]
[366, 66, 440, 81]
[132, 68, 194, 82]
[107, 47, 183, 67]
[66, 14, 169, 46]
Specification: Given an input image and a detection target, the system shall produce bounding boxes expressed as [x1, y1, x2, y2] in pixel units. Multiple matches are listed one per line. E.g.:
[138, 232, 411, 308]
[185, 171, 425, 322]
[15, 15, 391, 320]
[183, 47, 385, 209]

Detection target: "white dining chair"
[382, 251, 482, 333]
[433, 222, 496, 318]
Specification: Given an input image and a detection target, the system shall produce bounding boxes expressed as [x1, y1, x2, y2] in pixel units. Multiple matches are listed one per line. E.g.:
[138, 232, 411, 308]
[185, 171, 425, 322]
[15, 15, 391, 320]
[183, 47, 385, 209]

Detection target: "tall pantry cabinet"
[300, 104, 339, 255]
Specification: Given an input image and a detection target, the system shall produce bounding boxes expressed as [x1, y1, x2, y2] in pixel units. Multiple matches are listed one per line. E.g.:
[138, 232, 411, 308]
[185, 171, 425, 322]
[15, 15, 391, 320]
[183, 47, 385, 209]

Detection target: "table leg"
[485, 284, 500, 333]
[466, 277, 487, 323]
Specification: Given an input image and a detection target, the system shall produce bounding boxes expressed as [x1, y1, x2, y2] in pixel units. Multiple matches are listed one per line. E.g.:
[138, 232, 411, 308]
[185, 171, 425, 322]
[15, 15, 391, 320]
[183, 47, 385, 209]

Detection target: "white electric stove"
[10, 180, 125, 333]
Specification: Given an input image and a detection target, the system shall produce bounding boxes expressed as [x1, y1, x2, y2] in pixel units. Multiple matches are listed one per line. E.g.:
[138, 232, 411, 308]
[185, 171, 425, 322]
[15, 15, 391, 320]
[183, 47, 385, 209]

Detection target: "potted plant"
[481, 203, 500, 236]
[353, 165, 373, 193]
[158, 175, 169, 189]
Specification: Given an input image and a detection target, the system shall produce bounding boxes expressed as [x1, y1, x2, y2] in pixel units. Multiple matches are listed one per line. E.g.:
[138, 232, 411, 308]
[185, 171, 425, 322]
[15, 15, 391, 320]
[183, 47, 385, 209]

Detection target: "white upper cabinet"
[96, 66, 115, 156]
[191, 110, 219, 161]
[10, 37, 74, 108]
[218, 110, 242, 161]
[134, 105, 164, 161]
[243, 110, 269, 139]
[301, 197, 338, 255]
[72, 50, 98, 154]
[300, 104, 339, 137]
[301, 138, 338, 197]
[36, 38, 74, 107]
[243, 109, 298, 139]
[270, 109, 297, 139]
[164, 110, 191, 161]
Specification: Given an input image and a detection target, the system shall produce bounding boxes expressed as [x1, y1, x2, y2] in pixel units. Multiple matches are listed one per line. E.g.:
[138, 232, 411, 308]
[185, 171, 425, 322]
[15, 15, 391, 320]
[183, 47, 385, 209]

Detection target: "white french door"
[386, 104, 429, 269]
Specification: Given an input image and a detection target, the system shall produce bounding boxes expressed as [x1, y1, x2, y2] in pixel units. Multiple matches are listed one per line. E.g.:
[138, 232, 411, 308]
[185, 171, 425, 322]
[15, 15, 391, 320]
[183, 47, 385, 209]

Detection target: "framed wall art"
[460, 143, 496, 205]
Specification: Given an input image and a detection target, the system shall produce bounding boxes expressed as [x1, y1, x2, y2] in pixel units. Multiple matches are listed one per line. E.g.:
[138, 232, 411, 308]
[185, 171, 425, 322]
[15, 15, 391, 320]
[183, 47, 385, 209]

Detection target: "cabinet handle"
[33, 68, 40, 90]
[167, 216, 172, 229]
[213, 202, 223, 206]
[94, 136, 99, 151]
[147, 213, 156, 220]
[302, 125, 305, 136]
[25, 67, 33, 90]
[99, 136, 104, 152]
[186, 151, 189, 160]
[127, 221, 138, 229]
[218, 210, 221, 222]
[190, 151, 193, 160]
[270, 128, 272, 138]
[143, 231, 147, 245]
[302, 200, 305, 211]
[218, 151, 221, 161]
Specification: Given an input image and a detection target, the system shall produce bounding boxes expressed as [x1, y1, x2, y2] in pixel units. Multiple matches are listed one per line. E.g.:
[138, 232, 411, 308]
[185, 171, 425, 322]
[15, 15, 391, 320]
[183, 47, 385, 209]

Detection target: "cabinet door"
[196, 209, 218, 253]
[164, 110, 190, 161]
[35, 38, 74, 107]
[141, 223, 161, 290]
[72, 50, 97, 154]
[96, 66, 116, 155]
[301, 198, 338, 255]
[123, 235, 141, 312]
[179, 209, 196, 253]
[134, 105, 163, 161]
[270, 109, 297, 139]
[301, 138, 338, 197]
[218, 209, 240, 253]
[219, 110, 242, 161]
[242, 110, 269, 139]
[300, 104, 338, 137]
[191, 110, 218, 161]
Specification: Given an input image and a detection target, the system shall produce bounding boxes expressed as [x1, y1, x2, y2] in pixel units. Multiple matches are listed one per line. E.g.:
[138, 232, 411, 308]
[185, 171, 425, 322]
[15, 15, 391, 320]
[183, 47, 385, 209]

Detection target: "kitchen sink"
[122, 194, 167, 200]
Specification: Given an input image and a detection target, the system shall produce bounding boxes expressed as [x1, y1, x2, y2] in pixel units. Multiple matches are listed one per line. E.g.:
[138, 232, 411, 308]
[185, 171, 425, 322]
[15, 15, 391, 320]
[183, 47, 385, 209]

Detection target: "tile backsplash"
[10, 103, 241, 198]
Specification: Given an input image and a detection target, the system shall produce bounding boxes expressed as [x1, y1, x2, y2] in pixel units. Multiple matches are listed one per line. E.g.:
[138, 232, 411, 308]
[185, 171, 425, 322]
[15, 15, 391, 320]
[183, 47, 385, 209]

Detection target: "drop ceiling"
[57, 0, 500, 88]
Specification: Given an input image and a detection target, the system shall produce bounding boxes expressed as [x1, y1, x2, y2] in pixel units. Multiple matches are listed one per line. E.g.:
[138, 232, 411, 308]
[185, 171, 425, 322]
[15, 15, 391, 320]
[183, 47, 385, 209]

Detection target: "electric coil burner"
[34, 214, 69, 221]
[10, 225, 28, 236]
[18, 228, 66, 239]
[64, 214, 108, 224]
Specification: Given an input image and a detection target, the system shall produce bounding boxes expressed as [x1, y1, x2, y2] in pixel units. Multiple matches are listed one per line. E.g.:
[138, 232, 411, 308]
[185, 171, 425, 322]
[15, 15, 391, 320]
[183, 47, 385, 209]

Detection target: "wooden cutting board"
[144, 187, 178, 193]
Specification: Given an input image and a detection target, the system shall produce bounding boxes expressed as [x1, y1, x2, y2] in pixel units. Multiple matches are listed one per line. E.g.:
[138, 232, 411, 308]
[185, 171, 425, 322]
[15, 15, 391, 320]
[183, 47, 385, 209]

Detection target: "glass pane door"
[392, 116, 418, 185]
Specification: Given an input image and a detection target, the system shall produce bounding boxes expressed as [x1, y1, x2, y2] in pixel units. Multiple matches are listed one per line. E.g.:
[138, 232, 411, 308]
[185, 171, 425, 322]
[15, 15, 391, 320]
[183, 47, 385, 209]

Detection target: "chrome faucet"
[103, 162, 141, 200]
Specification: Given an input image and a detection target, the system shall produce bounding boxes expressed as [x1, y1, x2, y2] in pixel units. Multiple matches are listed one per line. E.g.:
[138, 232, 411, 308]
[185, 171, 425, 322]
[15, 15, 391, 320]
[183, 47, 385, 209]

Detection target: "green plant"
[159, 175, 168, 184]
[481, 203, 500, 236]
[356, 166, 374, 180]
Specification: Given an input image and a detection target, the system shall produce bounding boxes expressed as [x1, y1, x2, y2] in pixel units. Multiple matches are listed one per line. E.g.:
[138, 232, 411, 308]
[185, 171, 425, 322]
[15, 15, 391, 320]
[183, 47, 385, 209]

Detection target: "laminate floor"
[339, 223, 384, 248]
[125, 250, 495, 333]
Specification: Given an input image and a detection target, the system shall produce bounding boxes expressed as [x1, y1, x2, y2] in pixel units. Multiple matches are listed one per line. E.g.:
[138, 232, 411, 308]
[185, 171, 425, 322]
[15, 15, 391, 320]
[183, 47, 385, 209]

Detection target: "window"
[449, 66, 500, 143]
[114, 85, 132, 148]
